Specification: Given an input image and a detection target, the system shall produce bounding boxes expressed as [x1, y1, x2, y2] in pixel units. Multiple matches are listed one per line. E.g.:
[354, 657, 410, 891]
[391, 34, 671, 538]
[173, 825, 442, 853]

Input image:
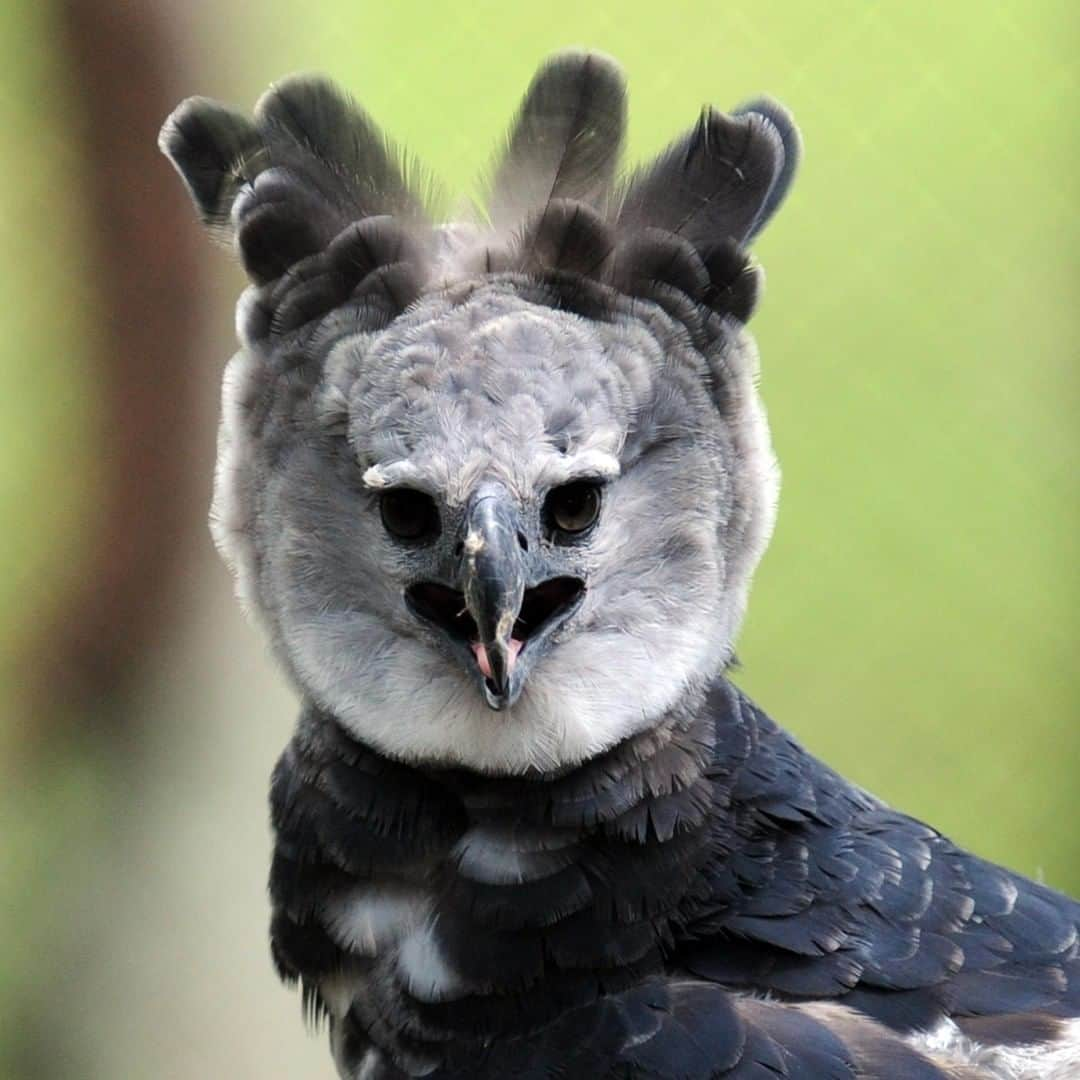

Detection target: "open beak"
[406, 484, 584, 710]
[461, 485, 526, 699]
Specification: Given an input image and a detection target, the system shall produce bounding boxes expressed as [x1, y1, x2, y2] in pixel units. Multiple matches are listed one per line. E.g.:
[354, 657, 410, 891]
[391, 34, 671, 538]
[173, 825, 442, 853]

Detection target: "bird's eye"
[545, 480, 602, 537]
[380, 488, 440, 542]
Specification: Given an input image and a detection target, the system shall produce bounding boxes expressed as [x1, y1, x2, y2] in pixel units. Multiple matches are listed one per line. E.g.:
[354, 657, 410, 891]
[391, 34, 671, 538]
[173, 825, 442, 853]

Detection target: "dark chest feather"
[269, 681, 1080, 1077]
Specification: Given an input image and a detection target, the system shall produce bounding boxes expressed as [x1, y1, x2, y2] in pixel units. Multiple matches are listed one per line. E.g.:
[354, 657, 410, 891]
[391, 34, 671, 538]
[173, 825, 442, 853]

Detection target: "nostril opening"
[454, 540, 464, 556]
[517, 531, 529, 552]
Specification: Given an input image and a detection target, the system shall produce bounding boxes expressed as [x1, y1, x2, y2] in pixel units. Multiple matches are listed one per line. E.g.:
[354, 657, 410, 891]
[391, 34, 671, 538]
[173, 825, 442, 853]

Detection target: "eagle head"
[160, 51, 799, 773]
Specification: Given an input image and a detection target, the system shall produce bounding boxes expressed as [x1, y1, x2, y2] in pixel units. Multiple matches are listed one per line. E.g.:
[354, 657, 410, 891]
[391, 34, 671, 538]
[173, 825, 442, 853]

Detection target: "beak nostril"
[517, 532, 529, 552]
[454, 540, 465, 557]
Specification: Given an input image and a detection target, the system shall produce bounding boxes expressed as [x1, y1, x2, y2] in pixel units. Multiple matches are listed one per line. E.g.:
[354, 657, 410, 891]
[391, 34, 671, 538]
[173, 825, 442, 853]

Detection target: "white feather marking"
[396, 920, 466, 1004]
[318, 972, 361, 1019]
[321, 884, 431, 956]
[463, 528, 485, 556]
[362, 460, 427, 490]
[909, 1017, 1080, 1080]
[210, 349, 264, 619]
[453, 825, 578, 884]
[534, 447, 622, 487]
[354, 1048, 381, 1080]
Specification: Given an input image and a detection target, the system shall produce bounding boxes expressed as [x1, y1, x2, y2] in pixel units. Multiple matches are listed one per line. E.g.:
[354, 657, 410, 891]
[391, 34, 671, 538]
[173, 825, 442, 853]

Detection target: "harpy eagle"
[160, 50, 1079, 1079]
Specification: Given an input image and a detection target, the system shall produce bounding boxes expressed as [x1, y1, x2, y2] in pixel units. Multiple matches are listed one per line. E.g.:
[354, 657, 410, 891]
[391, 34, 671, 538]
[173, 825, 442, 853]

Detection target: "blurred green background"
[1, 1, 1076, 1076]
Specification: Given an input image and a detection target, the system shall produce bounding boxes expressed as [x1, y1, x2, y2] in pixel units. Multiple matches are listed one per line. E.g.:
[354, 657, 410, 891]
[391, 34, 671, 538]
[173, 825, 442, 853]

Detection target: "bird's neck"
[268, 678, 822, 1050]
[294, 677, 717, 826]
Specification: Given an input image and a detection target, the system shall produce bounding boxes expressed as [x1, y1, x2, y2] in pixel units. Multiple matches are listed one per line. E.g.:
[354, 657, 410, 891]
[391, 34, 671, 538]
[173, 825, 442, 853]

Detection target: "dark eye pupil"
[380, 489, 439, 541]
[547, 481, 601, 535]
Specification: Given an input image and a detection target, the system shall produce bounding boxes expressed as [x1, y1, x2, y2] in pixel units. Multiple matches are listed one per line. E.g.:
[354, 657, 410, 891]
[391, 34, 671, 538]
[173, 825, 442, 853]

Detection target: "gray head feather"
[160, 50, 798, 773]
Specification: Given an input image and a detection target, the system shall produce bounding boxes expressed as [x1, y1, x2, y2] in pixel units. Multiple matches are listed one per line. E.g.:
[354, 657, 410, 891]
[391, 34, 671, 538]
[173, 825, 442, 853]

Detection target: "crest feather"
[160, 76, 438, 284]
[615, 105, 789, 250]
[486, 50, 627, 232]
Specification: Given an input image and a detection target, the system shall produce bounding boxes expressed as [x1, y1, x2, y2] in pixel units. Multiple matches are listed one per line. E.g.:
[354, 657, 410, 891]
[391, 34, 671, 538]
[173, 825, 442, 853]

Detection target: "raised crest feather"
[160, 76, 438, 285]
[731, 97, 802, 241]
[486, 50, 627, 232]
[615, 105, 788, 251]
[160, 53, 800, 331]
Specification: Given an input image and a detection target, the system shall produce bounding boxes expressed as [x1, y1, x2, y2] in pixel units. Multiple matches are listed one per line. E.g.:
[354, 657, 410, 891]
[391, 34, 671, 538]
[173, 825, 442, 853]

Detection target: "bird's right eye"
[545, 480, 603, 537]
[380, 488, 440, 542]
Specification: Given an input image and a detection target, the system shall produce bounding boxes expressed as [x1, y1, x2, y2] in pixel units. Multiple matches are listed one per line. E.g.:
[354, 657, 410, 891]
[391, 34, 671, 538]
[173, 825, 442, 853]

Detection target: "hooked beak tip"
[472, 639, 523, 706]
[472, 639, 523, 681]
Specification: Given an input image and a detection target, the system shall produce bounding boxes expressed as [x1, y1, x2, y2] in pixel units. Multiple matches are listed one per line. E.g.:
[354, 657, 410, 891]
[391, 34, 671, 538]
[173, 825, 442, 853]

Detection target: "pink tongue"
[472, 639, 523, 680]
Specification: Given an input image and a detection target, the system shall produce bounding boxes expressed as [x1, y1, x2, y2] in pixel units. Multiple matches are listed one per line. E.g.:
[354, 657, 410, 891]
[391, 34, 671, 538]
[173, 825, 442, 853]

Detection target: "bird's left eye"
[545, 480, 602, 536]
[380, 488, 440, 542]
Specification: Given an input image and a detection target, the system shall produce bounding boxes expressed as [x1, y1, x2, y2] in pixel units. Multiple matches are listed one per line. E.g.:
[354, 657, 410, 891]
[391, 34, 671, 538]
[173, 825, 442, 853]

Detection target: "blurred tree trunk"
[10, 3, 204, 1074]
[29, 1, 204, 715]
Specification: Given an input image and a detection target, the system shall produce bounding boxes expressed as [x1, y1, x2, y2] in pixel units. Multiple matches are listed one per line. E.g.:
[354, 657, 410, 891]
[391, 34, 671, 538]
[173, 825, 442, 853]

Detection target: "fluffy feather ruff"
[211, 285, 771, 775]
[284, 602, 723, 776]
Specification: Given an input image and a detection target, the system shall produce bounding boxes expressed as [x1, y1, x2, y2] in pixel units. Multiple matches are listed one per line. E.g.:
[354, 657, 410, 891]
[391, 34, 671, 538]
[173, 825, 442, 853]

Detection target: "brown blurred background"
[1, 1, 1076, 1077]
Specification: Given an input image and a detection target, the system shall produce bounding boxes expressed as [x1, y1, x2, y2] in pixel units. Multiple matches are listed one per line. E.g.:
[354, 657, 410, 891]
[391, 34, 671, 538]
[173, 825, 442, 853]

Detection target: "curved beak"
[405, 484, 587, 712]
[462, 484, 526, 705]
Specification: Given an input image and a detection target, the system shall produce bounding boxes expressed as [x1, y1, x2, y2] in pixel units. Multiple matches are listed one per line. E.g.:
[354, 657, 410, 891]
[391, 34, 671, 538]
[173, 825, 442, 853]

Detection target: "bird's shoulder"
[675, 680, 1080, 1034]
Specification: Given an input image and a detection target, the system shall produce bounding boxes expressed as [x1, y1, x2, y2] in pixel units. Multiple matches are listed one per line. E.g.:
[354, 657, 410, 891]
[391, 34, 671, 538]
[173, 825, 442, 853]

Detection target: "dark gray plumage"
[160, 51, 1079, 1079]
[486, 50, 627, 230]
